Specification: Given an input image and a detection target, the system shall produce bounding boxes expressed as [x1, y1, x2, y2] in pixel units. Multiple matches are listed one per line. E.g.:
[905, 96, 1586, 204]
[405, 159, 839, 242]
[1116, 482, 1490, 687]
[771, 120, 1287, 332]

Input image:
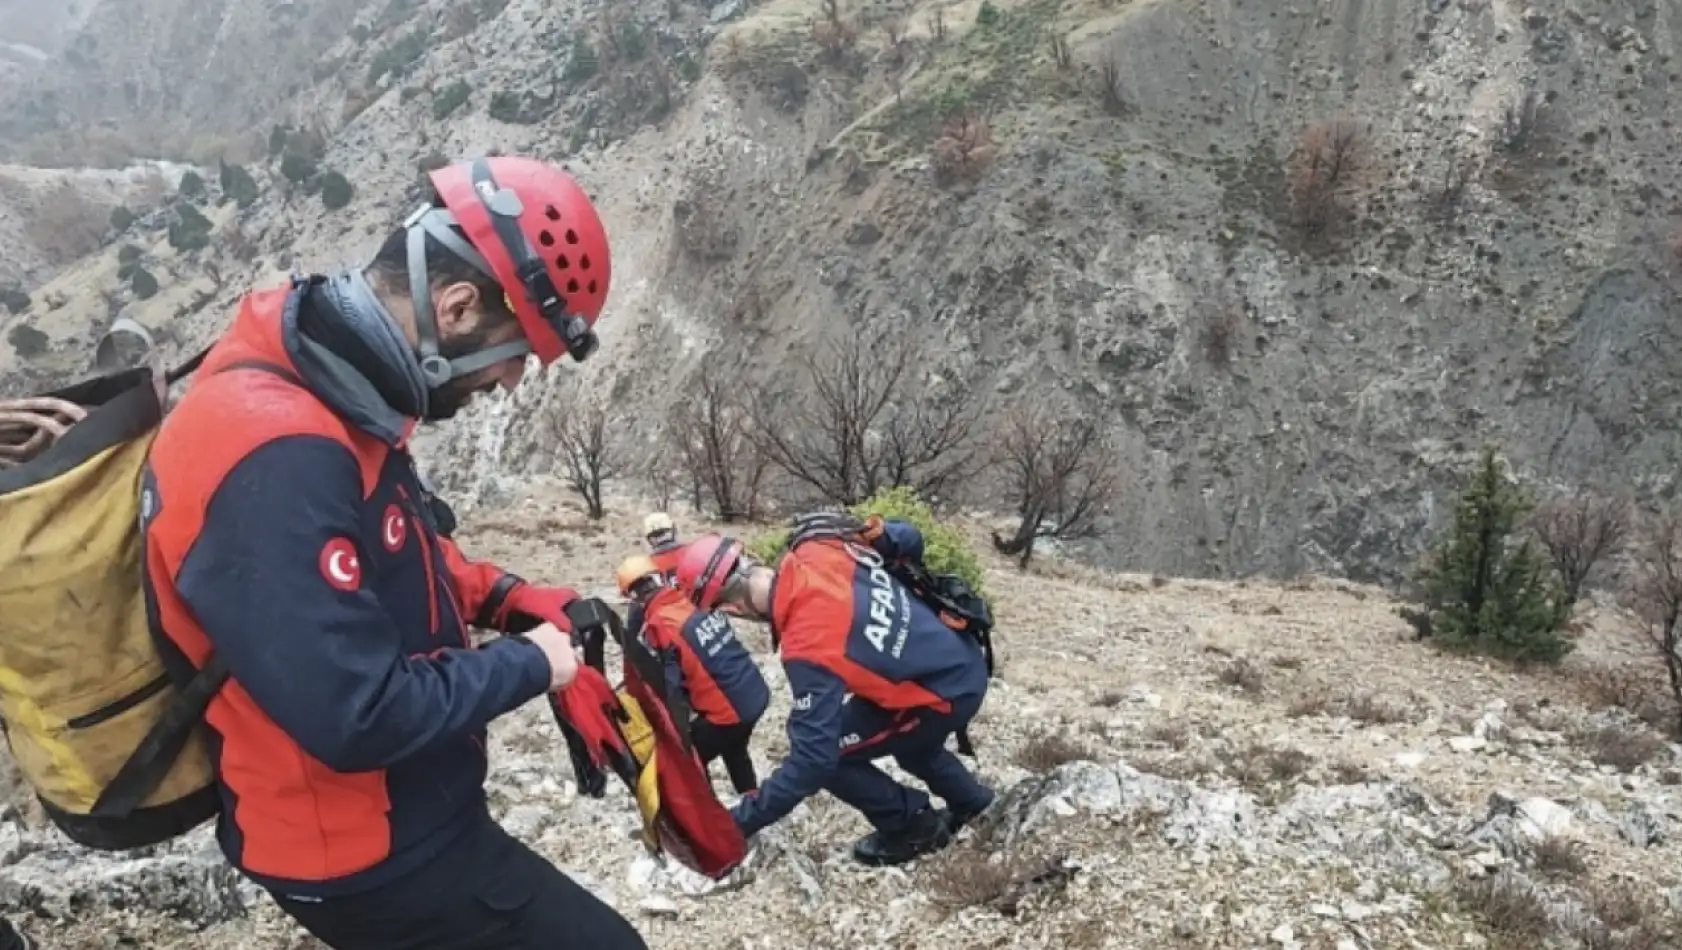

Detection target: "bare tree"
[1287, 116, 1366, 241]
[991, 407, 1122, 569]
[549, 403, 620, 519]
[1531, 490, 1632, 607]
[1624, 511, 1682, 735]
[667, 372, 768, 522]
[748, 326, 984, 508]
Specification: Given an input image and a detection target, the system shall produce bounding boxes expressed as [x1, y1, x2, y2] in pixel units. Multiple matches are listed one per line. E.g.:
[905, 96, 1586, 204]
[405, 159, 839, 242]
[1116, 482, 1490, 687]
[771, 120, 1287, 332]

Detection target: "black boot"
[943, 790, 998, 836]
[850, 806, 954, 867]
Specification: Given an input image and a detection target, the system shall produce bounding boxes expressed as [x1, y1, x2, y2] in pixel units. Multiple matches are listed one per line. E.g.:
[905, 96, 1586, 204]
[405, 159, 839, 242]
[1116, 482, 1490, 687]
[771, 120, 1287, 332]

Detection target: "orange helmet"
[615, 555, 664, 597]
[404, 155, 612, 388]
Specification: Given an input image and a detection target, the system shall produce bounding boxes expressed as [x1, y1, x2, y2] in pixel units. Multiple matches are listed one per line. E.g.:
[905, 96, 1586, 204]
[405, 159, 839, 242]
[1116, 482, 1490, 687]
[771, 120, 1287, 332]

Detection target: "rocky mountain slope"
[2, 490, 1677, 950]
[3, 0, 1680, 587]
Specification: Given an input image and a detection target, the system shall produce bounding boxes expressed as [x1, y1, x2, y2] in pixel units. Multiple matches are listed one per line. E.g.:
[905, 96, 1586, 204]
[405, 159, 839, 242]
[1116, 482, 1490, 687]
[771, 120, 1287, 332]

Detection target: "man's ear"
[432, 281, 482, 336]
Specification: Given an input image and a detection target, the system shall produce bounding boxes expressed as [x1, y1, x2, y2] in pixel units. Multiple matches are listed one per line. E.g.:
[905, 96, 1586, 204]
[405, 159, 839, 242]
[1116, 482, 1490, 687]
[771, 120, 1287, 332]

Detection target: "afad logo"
[319, 537, 363, 592]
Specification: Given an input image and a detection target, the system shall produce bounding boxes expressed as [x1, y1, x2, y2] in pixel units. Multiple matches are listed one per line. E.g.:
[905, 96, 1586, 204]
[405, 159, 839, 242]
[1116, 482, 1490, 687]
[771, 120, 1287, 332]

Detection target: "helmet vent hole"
[564, 229, 579, 244]
[567, 278, 580, 294]
[554, 253, 570, 270]
[579, 254, 591, 270]
[545, 205, 562, 221]
[587, 279, 598, 295]
[538, 231, 555, 247]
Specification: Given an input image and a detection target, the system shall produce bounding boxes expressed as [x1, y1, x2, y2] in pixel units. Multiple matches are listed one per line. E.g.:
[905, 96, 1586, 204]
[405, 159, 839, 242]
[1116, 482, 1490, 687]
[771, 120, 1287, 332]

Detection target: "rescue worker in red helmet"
[141, 156, 648, 950]
[616, 555, 767, 793]
[672, 522, 995, 867]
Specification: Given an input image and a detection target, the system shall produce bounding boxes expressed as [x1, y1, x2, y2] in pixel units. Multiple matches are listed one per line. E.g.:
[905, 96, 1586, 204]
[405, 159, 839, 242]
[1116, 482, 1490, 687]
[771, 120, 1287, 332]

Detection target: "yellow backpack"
[0, 344, 226, 851]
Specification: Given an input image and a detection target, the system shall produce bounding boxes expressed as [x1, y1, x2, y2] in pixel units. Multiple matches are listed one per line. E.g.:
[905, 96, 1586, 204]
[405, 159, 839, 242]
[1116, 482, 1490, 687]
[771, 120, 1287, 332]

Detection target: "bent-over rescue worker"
[140, 156, 650, 950]
[617, 555, 767, 793]
[643, 511, 684, 577]
[673, 518, 995, 866]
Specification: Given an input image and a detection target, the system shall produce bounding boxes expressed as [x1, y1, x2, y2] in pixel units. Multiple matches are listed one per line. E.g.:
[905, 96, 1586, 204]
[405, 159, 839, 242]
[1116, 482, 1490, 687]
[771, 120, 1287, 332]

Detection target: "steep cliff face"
[0, 0, 378, 167]
[4, 0, 1680, 587]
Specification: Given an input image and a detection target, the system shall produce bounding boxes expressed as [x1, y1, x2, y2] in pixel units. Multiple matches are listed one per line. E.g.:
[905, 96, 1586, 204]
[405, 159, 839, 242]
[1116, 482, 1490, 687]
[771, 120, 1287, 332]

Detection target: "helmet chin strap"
[402, 204, 536, 390]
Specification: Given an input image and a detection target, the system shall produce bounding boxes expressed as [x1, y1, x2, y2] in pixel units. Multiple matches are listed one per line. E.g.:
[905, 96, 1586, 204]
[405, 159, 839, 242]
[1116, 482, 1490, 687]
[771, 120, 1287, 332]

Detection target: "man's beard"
[423, 325, 504, 421]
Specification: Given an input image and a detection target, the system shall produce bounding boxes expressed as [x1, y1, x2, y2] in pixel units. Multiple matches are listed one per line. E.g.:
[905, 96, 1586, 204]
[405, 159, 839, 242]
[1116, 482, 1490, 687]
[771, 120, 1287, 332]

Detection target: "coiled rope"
[0, 397, 87, 469]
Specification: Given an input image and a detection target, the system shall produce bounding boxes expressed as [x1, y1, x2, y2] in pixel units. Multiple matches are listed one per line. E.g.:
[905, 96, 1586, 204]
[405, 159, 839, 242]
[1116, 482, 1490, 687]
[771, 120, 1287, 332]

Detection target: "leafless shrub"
[1531, 491, 1631, 607]
[926, 7, 946, 43]
[931, 111, 996, 186]
[1623, 510, 1682, 735]
[1577, 722, 1666, 772]
[1014, 733, 1091, 772]
[990, 407, 1121, 569]
[1201, 299, 1244, 367]
[666, 371, 770, 522]
[1287, 116, 1366, 241]
[1531, 834, 1587, 878]
[1095, 41, 1126, 116]
[922, 845, 1075, 915]
[1577, 664, 1677, 735]
[1340, 690, 1415, 725]
[1327, 759, 1370, 784]
[548, 402, 621, 519]
[1092, 689, 1127, 708]
[1574, 878, 1672, 950]
[1287, 689, 1332, 718]
[1454, 870, 1554, 943]
[1233, 743, 1313, 795]
[1217, 657, 1267, 695]
[1050, 33, 1072, 70]
[747, 325, 986, 508]
[811, 0, 858, 64]
[1144, 720, 1191, 749]
[1497, 89, 1547, 156]
[1430, 150, 1476, 221]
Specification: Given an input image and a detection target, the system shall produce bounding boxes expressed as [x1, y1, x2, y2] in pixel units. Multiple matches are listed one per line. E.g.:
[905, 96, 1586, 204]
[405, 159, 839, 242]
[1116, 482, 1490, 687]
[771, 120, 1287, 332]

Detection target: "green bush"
[109, 205, 136, 232]
[129, 265, 159, 300]
[7, 323, 48, 358]
[320, 170, 355, 210]
[179, 170, 205, 198]
[219, 160, 261, 209]
[745, 486, 986, 595]
[167, 203, 213, 253]
[1414, 445, 1571, 663]
[432, 80, 472, 120]
[1, 284, 31, 314]
[280, 151, 319, 184]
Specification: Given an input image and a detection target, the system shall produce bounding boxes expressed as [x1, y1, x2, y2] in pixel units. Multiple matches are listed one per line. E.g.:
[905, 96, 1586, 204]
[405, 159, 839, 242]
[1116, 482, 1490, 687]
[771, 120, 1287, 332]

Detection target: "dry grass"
[1570, 878, 1676, 950]
[1013, 733, 1092, 772]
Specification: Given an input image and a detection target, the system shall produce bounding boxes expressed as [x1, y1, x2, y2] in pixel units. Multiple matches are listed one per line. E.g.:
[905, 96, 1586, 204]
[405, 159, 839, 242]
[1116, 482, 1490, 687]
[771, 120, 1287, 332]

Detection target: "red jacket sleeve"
[437, 535, 521, 629]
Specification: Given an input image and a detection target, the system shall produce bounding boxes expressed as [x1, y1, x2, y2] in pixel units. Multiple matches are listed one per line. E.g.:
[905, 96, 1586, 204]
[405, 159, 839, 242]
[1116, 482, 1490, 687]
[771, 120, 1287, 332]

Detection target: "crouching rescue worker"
[140, 155, 650, 950]
[643, 511, 685, 576]
[673, 519, 996, 866]
[617, 555, 767, 793]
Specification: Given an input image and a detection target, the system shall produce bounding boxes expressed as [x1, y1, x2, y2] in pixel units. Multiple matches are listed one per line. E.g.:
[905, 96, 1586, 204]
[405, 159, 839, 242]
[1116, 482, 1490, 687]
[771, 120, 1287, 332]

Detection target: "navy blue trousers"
[825, 691, 993, 832]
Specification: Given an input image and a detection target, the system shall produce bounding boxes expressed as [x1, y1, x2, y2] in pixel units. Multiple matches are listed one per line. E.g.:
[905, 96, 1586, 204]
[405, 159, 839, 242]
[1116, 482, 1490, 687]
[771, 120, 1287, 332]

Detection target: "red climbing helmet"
[402, 155, 612, 388]
[675, 534, 748, 610]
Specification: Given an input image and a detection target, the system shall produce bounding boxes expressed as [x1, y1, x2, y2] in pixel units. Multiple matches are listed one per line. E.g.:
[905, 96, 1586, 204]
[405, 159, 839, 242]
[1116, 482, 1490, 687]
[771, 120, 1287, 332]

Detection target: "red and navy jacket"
[140, 276, 552, 898]
[732, 520, 988, 834]
[637, 588, 768, 728]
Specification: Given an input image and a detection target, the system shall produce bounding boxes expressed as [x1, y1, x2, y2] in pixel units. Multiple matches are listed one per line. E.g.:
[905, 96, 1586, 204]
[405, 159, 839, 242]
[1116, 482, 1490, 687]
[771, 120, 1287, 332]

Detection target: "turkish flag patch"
[381, 504, 407, 553]
[319, 537, 363, 592]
